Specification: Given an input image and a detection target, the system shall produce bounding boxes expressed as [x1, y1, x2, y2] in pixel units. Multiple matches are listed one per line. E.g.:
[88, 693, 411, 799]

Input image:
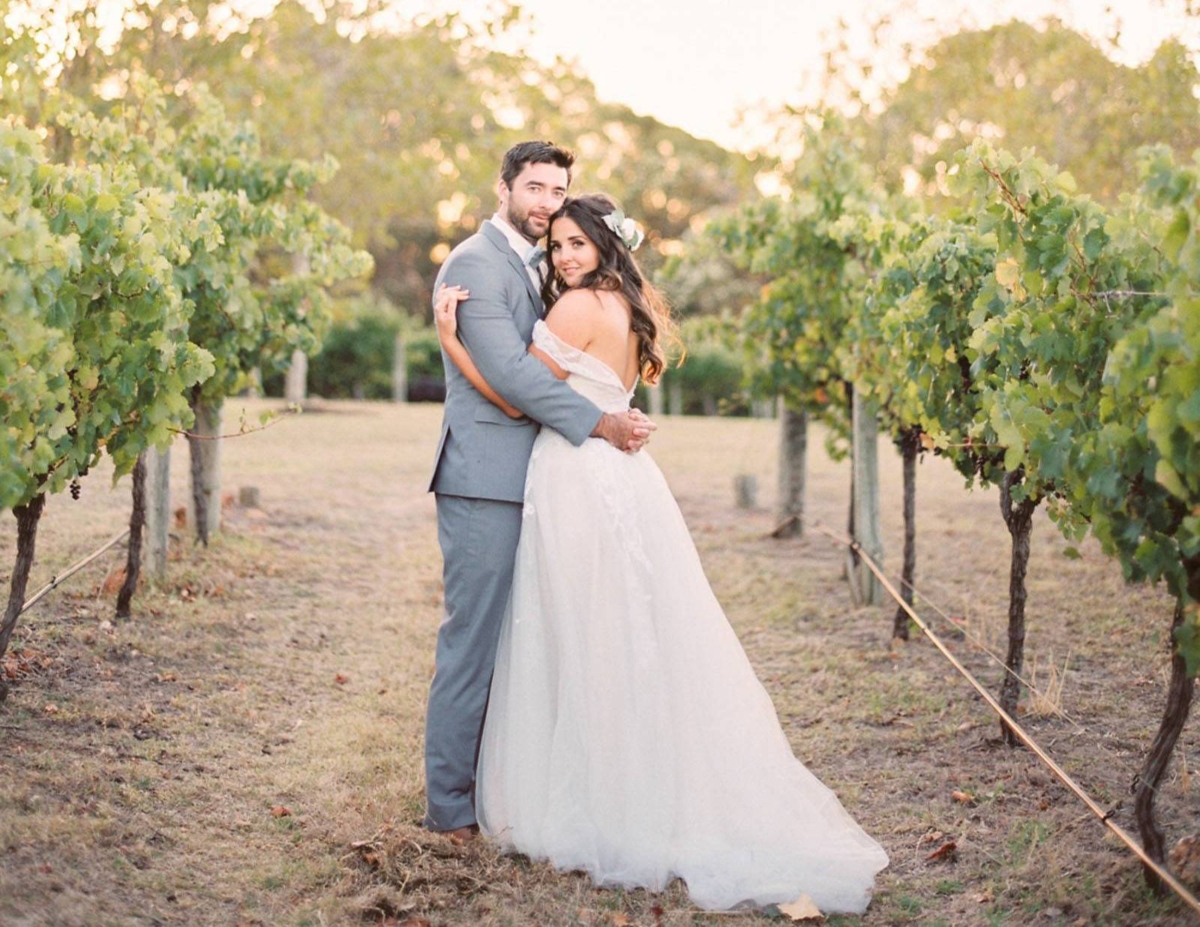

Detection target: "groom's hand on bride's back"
[592, 409, 657, 453]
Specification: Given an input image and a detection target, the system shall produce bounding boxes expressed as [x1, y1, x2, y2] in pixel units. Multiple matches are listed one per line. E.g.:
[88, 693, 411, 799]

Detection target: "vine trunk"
[0, 493, 47, 666]
[1133, 552, 1200, 892]
[116, 455, 146, 618]
[999, 469, 1037, 746]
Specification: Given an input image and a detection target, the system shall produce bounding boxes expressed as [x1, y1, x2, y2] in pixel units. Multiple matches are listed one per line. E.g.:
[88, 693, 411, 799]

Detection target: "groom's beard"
[504, 204, 550, 243]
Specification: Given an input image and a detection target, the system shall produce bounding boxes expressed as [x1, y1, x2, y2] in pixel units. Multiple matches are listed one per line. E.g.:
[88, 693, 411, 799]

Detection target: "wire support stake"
[19, 529, 131, 617]
[813, 521, 1200, 918]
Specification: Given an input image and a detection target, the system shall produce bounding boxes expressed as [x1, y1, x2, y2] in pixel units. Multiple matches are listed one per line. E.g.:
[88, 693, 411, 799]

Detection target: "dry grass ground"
[0, 400, 1196, 927]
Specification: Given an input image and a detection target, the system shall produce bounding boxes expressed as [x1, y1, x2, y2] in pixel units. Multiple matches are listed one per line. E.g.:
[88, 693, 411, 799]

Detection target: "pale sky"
[398, 0, 1200, 151]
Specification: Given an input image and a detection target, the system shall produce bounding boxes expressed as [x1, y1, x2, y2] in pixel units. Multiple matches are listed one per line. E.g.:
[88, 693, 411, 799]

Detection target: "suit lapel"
[482, 221, 544, 318]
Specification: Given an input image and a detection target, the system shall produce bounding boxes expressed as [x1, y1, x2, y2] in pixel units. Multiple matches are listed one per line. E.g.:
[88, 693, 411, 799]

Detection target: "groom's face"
[498, 161, 569, 243]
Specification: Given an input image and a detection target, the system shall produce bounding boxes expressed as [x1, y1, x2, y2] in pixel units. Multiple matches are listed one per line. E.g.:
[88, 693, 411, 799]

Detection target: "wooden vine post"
[667, 381, 683, 416]
[893, 428, 921, 640]
[187, 391, 223, 545]
[646, 382, 665, 417]
[776, 404, 807, 538]
[284, 253, 312, 404]
[284, 350, 308, 404]
[142, 446, 172, 581]
[392, 329, 408, 402]
[849, 389, 883, 605]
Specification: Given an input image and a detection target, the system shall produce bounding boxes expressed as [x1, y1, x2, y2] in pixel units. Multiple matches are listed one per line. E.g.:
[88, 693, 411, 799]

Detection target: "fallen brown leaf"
[925, 840, 958, 862]
[334, 673, 350, 685]
[100, 567, 126, 597]
[1170, 834, 1200, 888]
[270, 805, 292, 818]
[779, 894, 823, 921]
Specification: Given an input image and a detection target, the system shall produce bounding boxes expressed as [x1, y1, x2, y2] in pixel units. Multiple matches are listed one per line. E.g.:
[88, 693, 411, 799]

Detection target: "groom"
[425, 140, 653, 839]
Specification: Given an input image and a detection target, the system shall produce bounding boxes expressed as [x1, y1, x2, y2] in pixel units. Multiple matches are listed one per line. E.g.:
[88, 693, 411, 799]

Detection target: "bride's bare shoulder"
[544, 289, 603, 347]
[547, 287, 604, 315]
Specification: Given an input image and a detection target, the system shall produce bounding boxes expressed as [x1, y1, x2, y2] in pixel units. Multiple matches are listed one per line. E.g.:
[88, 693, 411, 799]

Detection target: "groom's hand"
[593, 409, 657, 453]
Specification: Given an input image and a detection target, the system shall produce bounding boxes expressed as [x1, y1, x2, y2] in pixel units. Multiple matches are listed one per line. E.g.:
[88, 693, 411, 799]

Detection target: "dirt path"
[1, 401, 1195, 926]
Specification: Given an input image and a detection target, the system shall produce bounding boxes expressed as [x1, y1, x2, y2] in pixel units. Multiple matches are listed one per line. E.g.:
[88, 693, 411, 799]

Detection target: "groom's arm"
[445, 251, 602, 446]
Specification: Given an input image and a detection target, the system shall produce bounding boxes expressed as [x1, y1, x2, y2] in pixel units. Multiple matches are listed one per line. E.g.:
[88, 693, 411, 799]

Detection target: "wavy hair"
[540, 194, 679, 385]
[500, 140, 574, 188]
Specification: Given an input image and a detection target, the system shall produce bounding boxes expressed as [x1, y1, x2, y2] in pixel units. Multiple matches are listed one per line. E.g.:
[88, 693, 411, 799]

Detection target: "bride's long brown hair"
[540, 194, 679, 385]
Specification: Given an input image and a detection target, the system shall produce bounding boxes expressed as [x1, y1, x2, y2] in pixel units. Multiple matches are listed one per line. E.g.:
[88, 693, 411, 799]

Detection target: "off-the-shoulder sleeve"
[532, 320, 592, 376]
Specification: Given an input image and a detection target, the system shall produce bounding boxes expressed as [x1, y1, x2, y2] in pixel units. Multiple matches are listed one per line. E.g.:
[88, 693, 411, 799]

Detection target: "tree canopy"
[50, 0, 763, 314]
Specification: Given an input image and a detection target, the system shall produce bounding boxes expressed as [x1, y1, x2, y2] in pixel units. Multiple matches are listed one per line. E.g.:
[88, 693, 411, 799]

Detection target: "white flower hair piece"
[601, 209, 645, 252]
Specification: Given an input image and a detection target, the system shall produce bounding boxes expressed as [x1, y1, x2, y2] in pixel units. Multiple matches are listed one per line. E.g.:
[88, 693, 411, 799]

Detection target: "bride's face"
[549, 217, 600, 289]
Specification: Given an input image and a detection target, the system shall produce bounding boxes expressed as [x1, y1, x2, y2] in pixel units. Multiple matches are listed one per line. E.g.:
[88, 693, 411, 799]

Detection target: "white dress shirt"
[489, 213, 545, 292]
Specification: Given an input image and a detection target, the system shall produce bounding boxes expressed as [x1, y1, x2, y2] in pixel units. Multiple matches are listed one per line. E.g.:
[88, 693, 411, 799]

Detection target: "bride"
[433, 193, 888, 913]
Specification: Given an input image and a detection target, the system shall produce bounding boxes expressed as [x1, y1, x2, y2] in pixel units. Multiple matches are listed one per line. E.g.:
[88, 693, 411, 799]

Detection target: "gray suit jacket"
[428, 221, 603, 503]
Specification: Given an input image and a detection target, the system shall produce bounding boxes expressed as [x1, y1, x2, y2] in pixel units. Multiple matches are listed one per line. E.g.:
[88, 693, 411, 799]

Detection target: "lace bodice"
[532, 320, 636, 412]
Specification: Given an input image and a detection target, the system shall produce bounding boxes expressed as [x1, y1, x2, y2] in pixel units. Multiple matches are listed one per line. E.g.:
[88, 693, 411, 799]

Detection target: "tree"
[1060, 147, 1200, 886]
[93, 0, 762, 318]
[0, 117, 213, 659]
[864, 20, 1200, 204]
[716, 112, 883, 576]
[951, 139, 1169, 743]
[842, 211, 937, 637]
[162, 84, 372, 541]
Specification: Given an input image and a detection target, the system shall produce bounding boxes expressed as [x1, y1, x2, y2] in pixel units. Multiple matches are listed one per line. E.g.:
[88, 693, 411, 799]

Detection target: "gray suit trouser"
[424, 492, 524, 831]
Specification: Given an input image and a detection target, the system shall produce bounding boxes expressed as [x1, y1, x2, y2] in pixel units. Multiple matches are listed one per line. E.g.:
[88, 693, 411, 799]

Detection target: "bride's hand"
[434, 284, 470, 337]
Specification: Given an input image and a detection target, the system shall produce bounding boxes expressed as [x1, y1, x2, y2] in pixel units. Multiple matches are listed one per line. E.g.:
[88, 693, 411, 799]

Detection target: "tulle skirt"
[476, 430, 888, 912]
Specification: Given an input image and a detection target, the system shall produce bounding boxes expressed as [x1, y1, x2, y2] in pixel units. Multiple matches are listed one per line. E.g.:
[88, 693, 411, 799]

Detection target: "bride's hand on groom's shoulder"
[434, 284, 469, 337]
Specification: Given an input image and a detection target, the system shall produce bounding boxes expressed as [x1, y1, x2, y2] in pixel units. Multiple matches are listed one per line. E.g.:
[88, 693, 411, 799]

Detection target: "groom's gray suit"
[425, 219, 602, 831]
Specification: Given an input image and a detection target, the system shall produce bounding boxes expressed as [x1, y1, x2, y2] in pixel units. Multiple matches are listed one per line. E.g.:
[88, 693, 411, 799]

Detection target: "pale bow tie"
[525, 245, 546, 267]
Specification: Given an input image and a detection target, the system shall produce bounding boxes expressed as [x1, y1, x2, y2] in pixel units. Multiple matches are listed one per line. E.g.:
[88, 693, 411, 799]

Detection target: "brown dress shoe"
[442, 825, 478, 846]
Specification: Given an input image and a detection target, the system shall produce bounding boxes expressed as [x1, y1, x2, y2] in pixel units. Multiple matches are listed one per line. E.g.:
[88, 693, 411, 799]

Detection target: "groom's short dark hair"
[501, 141, 575, 189]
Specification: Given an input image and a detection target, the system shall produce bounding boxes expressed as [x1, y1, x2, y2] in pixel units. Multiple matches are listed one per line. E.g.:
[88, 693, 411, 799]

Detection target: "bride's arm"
[528, 343, 567, 379]
[434, 285, 524, 418]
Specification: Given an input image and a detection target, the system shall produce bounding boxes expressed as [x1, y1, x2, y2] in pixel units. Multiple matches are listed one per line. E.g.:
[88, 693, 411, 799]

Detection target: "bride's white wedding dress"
[476, 321, 888, 913]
